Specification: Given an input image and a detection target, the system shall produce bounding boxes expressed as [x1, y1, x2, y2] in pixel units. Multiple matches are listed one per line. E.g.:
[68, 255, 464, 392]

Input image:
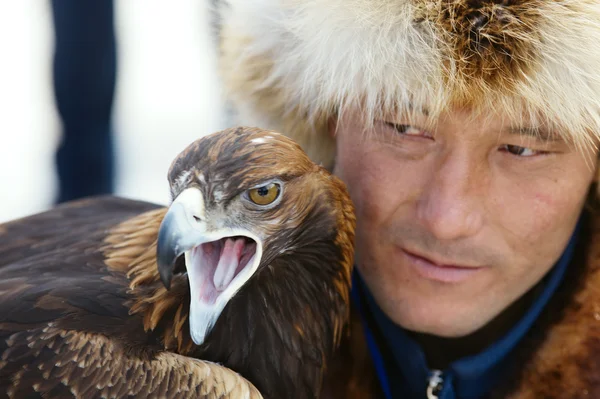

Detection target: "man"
[212, 1, 600, 398]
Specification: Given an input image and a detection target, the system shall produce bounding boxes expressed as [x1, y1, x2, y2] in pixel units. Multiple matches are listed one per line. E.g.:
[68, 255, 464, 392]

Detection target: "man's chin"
[372, 288, 501, 338]
[397, 315, 489, 338]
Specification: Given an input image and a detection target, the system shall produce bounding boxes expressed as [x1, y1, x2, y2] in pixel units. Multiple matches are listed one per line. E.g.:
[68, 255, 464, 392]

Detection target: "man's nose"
[416, 153, 484, 241]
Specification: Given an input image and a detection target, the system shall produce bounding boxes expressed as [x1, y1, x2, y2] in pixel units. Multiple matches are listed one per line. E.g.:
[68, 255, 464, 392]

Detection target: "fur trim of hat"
[212, 0, 600, 169]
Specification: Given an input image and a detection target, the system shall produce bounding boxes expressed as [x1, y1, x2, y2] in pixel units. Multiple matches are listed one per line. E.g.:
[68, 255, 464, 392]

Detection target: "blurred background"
[0, 0, 226, 223]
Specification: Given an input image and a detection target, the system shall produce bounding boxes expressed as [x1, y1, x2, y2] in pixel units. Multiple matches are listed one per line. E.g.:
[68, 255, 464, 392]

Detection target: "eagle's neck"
[102, 208, 197, 355]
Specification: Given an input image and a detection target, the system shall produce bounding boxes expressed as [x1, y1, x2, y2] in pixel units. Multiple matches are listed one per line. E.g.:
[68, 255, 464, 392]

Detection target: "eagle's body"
[0, 128, 356, 399]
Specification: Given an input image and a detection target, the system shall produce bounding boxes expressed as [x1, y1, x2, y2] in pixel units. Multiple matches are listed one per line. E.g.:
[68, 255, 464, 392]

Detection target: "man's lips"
[401, 247, 483, 283]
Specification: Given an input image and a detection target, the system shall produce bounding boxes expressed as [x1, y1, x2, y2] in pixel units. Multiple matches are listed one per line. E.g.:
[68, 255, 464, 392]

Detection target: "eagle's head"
[156, 126, 356, 349]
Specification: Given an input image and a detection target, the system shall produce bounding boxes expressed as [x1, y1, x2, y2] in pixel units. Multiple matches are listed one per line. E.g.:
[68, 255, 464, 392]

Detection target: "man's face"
[333, 107, 597, 337]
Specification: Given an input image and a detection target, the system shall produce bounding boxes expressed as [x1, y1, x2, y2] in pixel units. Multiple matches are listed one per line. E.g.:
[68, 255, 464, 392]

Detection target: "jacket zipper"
[426, 370, 444, 399]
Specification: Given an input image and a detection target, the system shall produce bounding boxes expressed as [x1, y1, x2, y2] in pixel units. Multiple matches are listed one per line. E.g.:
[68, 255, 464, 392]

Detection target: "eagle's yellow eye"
[248, 183, 281, 206]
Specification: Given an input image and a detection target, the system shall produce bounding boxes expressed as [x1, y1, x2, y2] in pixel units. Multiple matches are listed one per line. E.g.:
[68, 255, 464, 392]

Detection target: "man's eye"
[500, 144, 539, 157]
[384, 123, 428, 137]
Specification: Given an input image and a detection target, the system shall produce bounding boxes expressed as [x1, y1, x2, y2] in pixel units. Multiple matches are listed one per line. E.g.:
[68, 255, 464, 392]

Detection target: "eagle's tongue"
[213, 237, 245, 290]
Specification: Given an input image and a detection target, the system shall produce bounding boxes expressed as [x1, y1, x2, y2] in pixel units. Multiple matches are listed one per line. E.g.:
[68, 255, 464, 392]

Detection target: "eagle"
[0, 127, 356, 399]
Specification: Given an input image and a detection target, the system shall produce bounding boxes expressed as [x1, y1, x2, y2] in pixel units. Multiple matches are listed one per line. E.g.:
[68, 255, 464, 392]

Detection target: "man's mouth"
[401, 247, 483, 283]
[187, 236, 257, 305]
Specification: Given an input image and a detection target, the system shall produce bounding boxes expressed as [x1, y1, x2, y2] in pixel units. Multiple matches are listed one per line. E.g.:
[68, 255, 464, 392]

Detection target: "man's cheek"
[351, 171, 386, 223]
[500, 195, 574, 266]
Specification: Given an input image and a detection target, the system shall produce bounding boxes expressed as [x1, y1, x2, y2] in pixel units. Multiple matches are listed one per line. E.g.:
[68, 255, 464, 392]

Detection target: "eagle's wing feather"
[0, 196, 159, 269]
[1, 325, 263, 399]
[0, 197, 156, 336]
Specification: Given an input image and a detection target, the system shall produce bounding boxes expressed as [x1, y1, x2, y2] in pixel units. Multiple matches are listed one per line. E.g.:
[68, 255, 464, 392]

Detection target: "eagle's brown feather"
[102, 208, 197, 355]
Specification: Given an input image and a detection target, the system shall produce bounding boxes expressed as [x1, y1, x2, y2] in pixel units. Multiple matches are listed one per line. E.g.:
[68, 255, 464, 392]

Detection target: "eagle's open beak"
[156, 187, 263, 345]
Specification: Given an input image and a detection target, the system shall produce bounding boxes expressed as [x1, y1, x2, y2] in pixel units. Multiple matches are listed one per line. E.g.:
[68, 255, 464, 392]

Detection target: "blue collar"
[351, 223, 581, 399]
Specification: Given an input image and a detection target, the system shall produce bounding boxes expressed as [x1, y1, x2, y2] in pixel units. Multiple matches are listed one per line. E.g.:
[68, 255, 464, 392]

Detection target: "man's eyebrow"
[506, 126, 560, 142]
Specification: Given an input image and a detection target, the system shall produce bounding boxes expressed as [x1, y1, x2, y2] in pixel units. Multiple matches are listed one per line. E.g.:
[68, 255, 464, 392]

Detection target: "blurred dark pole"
[51, 1, 117, 203]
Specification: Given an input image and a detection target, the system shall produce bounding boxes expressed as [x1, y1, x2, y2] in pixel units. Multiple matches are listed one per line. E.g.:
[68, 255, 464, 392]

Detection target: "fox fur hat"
[213, 0, 600, 169]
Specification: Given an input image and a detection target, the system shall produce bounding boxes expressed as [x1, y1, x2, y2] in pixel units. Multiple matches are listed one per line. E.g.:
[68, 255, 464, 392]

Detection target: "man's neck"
[407, 284, 542, 370]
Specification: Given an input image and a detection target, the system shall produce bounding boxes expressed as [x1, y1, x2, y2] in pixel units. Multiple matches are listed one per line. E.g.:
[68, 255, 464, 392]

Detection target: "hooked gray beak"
[157, 188, 207, 289]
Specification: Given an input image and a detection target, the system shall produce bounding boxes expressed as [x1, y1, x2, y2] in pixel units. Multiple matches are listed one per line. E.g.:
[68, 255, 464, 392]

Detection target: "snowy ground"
[0, 0, 226, 223]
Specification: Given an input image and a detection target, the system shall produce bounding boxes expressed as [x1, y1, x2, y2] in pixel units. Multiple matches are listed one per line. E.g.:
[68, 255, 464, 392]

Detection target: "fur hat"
[212, 0, 600, 169]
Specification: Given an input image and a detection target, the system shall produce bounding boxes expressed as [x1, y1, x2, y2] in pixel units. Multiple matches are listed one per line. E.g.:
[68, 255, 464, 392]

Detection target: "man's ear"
[326, 115, 339, 173]
[591, 154, 600, 207]
[593, 150, 600, 183]
[327, 116, 338, 139]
